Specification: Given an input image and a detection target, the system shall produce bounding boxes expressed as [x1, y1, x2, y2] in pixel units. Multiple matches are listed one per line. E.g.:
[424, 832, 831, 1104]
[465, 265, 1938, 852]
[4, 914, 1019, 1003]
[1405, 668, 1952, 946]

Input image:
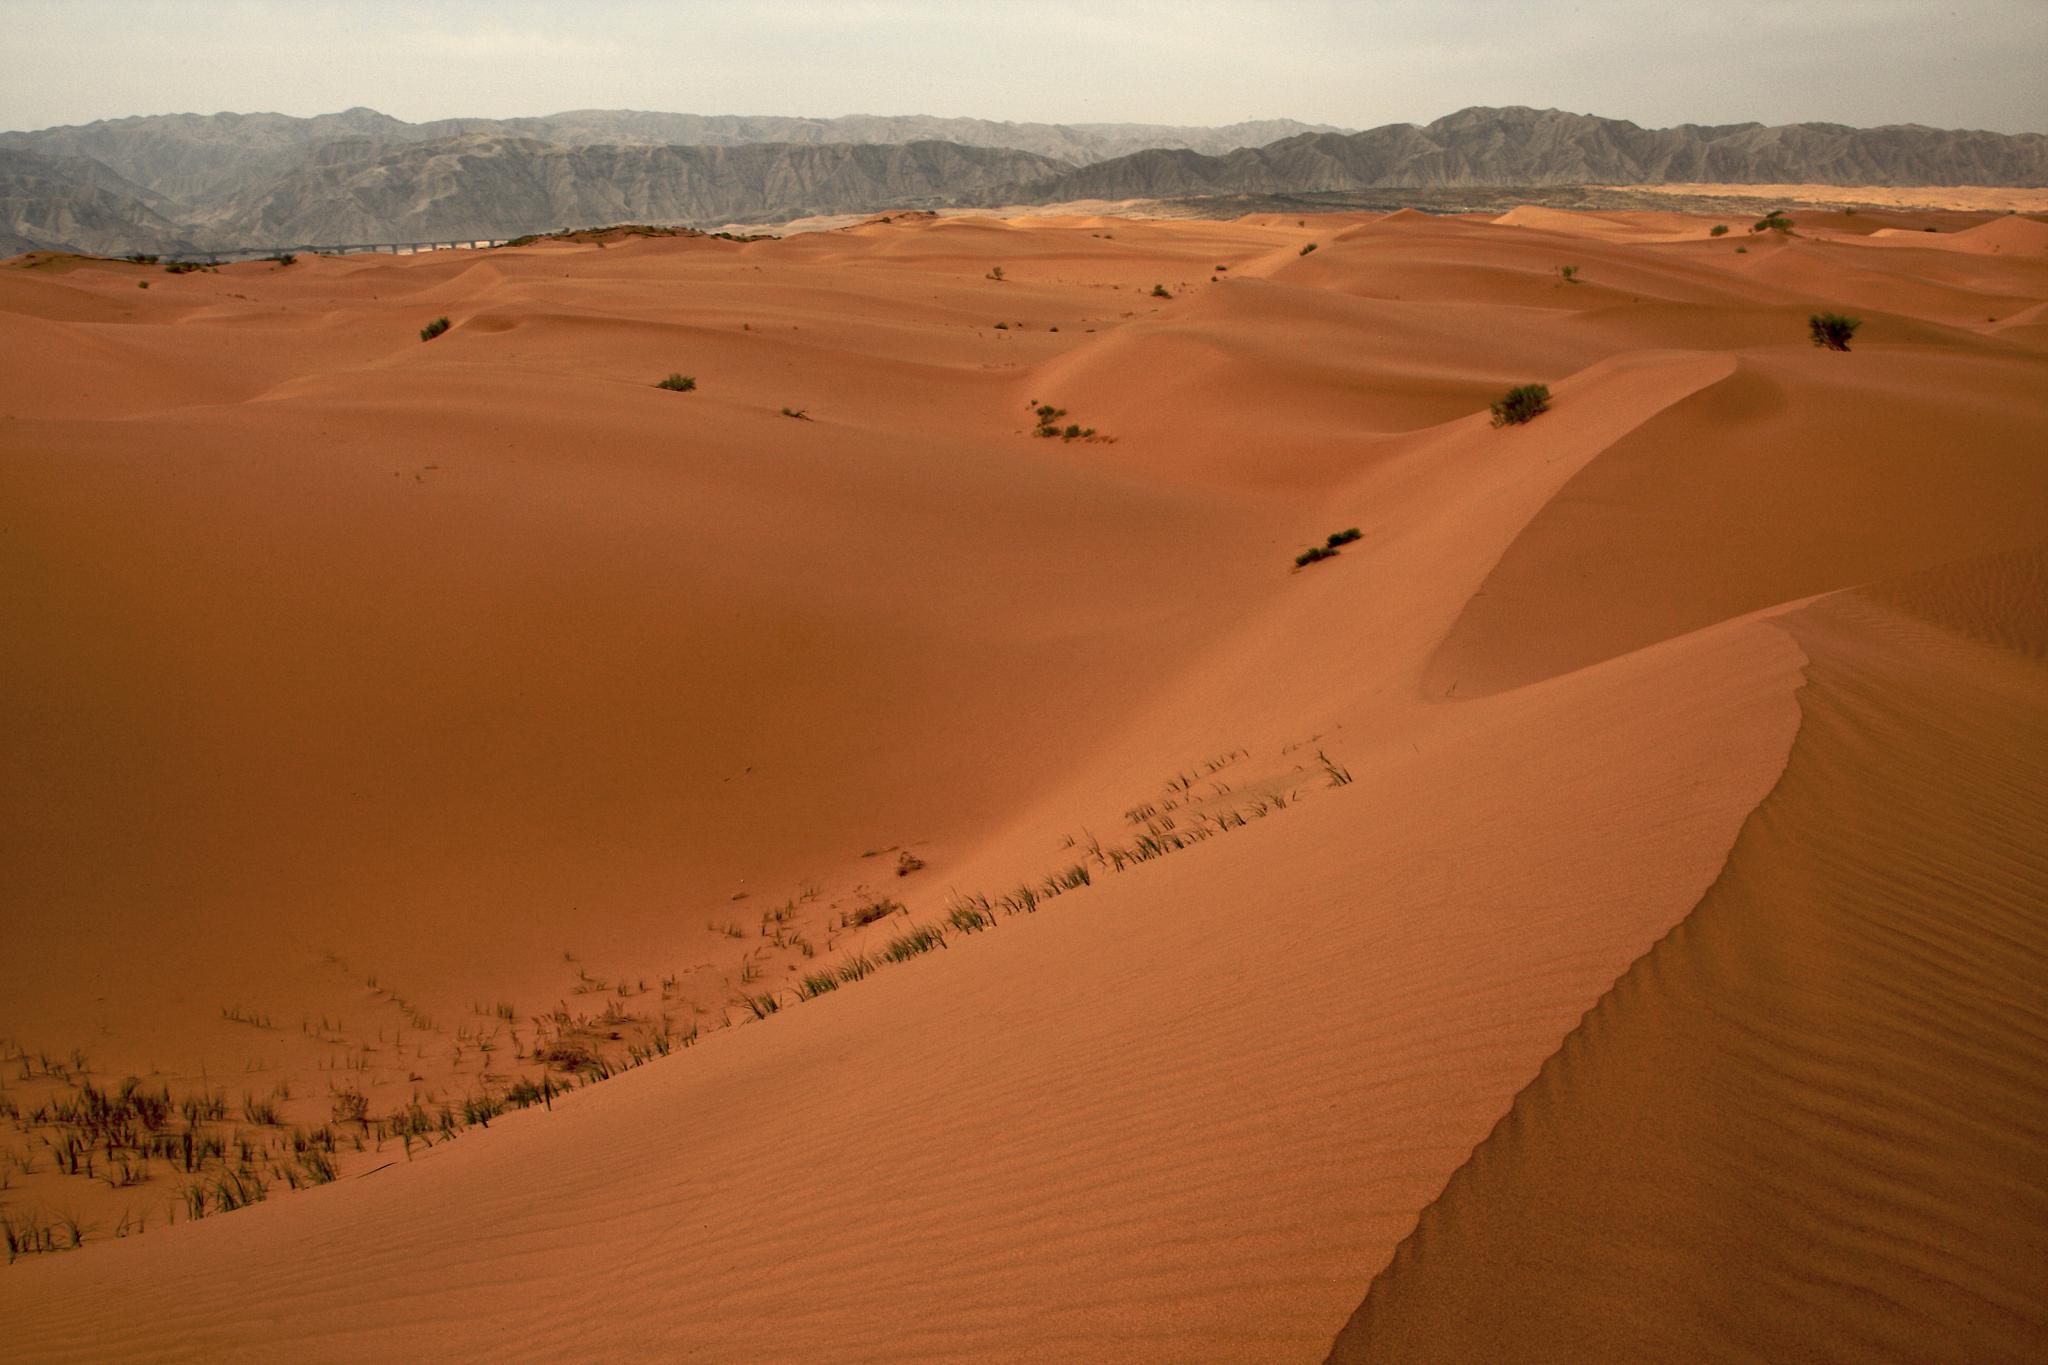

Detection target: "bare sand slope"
[2, 207, 2044, 1359]
[1425, 347, 2048, 697]
[1329, 547, 2048, 1363]
[0, 615, 1801, 1361]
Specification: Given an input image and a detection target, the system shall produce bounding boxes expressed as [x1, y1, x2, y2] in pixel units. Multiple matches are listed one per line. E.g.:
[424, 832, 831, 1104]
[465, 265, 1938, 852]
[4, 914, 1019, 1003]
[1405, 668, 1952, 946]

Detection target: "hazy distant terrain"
[2, 104, 2044, 254]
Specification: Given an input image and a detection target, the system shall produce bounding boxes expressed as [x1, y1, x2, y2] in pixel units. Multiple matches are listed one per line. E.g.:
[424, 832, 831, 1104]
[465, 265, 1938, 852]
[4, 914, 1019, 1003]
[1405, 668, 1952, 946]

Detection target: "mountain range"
[3, 105, 2043, 256]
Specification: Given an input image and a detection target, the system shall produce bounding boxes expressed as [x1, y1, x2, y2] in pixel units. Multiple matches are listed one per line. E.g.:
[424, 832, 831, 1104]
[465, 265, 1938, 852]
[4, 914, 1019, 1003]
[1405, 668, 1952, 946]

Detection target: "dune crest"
[1, 200, 2043, 1359]
[1330, 546, 2048, 1362]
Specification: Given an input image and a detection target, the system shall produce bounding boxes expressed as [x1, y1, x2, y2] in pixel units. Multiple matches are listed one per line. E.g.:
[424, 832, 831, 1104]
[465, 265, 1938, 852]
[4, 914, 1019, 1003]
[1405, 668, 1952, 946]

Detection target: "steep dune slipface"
[1, 207, 2043, 1360]
[1330, 549, 2048, 1363]
[1425, 347, 2048, 697]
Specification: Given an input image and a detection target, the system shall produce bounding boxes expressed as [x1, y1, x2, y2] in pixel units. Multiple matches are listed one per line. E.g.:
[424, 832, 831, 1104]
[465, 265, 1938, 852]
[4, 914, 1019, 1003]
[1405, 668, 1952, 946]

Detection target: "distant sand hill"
[1, 202, 2043, 1360]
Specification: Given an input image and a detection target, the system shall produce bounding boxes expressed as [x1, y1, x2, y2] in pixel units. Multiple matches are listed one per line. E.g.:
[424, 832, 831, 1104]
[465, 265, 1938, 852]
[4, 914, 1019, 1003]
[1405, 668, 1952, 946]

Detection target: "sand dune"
[1, 202, 2043, 1359]
[1331, 549, 2048, 1362]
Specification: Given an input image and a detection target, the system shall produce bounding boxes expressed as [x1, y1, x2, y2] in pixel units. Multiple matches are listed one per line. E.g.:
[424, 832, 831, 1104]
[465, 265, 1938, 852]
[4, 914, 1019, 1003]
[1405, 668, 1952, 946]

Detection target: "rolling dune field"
[1, 203, 2043, 1361]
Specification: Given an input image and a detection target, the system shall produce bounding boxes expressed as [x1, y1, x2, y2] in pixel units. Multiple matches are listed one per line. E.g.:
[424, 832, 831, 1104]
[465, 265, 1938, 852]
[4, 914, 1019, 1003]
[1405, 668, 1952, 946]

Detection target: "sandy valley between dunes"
[2, 201, 2044, 1361]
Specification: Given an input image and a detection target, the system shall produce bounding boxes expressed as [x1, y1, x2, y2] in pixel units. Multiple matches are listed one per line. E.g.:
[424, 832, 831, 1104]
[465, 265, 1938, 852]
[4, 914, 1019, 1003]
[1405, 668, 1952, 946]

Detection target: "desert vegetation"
[1294, 527, 1363, 568]
[1808, 312, 1862, 351]
[419, 316, 451, 341]
[1490, 383, 1552, 426]
[656, 373, 696, 391]
[1026, 400, 1111, 442]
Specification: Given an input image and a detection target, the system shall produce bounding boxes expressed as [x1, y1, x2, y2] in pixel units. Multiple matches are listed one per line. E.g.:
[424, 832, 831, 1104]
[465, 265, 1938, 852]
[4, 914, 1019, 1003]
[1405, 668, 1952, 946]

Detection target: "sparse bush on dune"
[1294, 527, 1362, 569]
[1490, 383, 1551, 427]
[1300, 243, 1318, 256]
[1710, 224, 1730, 236]
[1151, 283, 1172, 298]
[841, 898, 902, 929]
[656, 373, 696, 391]
[1027, 401, 1102, 441]
[1808, 312, 1862, 351]
[1754, 211, 1793, 234]
[419, 316, 450, 341]
[1558, 264, 1579, 283]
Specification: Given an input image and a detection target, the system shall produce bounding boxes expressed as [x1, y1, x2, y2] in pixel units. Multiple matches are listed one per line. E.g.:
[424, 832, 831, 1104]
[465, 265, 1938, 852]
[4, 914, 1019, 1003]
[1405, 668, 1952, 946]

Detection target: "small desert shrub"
[419, 316, 451, 341]
[1753, 211, 1793, 234]
[1735, 246, 1748, 254]
[269, 252, 296, 266]
[1150, 284, 1171, 298]
[1558, 264, 1579, 283]
[1490, 383, 1551, 427]
[1709, 224, 1729, 236]
[1808, 312, 1861, 351]
[656, 373, 696, 392]
[164, 260, 208, 274]
[1294, 525, 1362, 566]
[896, 851, 926, 877]
[843, 898, 903, 929]
[1029, 402, 1097, 441]
[987, 265, 1005, 281]
[1299, 243, 1318, 256]
[125, 252, 159, 264]
[780, 406, 810, 420]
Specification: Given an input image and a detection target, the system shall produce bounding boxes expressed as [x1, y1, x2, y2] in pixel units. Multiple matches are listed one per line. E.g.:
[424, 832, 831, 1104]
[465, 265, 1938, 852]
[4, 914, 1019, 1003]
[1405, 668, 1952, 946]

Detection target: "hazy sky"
[4, 0, 2043, 134]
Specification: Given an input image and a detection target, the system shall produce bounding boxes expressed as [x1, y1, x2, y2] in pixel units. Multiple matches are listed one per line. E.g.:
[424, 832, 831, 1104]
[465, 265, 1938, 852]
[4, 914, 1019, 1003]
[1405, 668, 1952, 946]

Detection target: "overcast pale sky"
[3, 0, 2042, 134]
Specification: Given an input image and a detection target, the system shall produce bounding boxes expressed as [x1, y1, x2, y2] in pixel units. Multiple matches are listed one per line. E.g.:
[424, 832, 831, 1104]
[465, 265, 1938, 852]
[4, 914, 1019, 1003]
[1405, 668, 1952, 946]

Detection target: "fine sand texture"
[1, 203, 2044, 1360]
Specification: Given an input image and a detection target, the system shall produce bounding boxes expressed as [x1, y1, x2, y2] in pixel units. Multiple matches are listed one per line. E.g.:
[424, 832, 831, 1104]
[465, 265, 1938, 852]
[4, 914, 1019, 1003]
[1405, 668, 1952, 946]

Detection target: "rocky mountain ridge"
[4, 105, 2042, 256]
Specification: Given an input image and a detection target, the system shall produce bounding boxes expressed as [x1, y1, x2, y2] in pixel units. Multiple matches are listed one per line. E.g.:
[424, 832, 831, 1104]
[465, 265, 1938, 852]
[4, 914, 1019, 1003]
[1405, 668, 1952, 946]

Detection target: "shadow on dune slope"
[1425, 347, 2048, 698]
[1332, 543, 2048, 1363]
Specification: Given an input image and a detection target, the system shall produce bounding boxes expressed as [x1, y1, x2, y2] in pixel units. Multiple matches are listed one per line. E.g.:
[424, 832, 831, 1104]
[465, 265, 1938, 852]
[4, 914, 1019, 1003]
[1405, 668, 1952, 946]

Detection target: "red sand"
[1, 206, 2043, 1360]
